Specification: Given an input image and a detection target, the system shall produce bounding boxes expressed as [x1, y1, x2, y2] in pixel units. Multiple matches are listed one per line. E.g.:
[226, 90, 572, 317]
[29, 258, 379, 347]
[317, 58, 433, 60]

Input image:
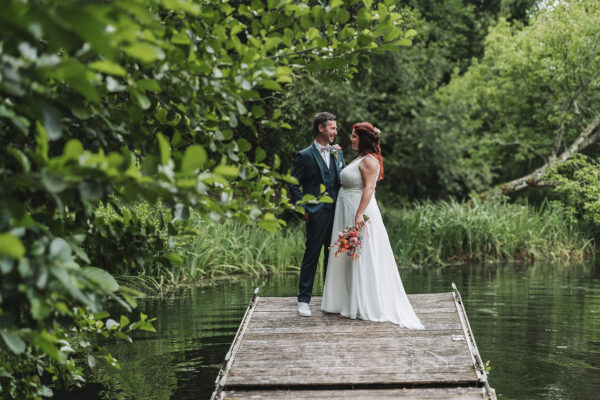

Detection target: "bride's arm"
[355, 157, 378, 230]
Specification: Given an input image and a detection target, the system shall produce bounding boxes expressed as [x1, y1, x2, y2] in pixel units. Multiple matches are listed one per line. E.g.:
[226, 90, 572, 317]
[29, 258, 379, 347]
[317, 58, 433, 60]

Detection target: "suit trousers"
[298, 207, 334, 303]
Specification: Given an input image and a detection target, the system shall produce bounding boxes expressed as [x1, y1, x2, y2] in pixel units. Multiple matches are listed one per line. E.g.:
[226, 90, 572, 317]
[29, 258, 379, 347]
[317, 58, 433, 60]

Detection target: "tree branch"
[480, 113, 600, 197]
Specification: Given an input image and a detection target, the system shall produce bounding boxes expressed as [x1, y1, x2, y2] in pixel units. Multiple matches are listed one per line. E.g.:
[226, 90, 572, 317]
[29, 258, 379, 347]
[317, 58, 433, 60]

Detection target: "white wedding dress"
[321, 155, 424, 329]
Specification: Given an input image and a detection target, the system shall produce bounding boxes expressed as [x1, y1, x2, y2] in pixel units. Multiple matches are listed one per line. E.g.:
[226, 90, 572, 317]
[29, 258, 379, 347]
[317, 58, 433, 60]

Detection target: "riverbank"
[118, 199, 593, 293]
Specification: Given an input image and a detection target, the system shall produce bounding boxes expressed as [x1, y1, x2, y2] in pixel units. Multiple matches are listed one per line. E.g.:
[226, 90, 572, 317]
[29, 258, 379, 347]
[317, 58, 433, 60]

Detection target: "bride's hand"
[332, 144, 342, 151]
[355, 213, 365, 230]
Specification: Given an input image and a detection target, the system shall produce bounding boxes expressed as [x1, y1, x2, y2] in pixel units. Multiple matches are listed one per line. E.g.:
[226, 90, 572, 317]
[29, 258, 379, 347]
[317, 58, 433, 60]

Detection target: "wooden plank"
[242, 329, 466, 341]
[223, 387, 488, 399]
[231, 360, 474, 372]
[236, 341, 472, 355]
[245, 321, 463, 334]
[234, 347, 472, 361]
[258, 292, 453, 304]
[226, 370, 478, 386]
[251, 311, 459, 321]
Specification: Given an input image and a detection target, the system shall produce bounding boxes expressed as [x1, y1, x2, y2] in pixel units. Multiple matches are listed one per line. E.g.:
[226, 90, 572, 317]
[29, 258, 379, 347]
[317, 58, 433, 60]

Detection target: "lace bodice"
[340, 155, 380, 192]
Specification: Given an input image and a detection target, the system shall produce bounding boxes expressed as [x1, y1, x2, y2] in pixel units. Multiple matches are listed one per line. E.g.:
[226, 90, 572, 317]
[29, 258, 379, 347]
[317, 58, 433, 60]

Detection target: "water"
[59, 262, 600, 400]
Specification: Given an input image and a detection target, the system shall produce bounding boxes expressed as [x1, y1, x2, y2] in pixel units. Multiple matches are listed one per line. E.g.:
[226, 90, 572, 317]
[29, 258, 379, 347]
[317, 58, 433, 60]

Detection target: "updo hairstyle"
[352, 122, 384, 181]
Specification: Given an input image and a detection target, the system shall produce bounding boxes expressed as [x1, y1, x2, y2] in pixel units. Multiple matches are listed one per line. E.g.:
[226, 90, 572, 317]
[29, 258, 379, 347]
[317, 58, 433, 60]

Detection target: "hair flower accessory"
[373, 127, 381, 135]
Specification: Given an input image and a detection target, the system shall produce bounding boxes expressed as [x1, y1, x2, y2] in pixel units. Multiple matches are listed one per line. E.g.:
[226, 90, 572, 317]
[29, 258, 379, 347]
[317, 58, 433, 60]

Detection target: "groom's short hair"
[313, 112, 336, 135]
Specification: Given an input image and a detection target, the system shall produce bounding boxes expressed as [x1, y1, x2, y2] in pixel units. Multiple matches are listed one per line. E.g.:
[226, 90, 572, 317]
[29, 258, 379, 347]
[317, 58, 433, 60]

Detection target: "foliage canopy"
[0, 0, 411, 397]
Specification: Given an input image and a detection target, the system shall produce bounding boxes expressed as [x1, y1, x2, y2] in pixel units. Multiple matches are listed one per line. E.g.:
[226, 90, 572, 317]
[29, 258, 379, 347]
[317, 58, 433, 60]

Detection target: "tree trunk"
[479, 113, 600, 198]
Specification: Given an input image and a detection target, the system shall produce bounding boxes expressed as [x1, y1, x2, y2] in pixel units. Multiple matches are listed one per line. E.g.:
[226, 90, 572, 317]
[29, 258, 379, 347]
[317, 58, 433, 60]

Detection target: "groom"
[289, 112, 346, 317]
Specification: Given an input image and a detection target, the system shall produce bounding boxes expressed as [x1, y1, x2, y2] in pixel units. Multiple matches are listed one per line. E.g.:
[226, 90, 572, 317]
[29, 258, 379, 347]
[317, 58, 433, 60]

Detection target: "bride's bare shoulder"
[359, 155, 378, 170]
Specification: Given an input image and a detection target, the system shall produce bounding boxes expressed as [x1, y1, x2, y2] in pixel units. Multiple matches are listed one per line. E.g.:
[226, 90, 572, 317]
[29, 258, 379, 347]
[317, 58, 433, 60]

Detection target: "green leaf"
[34, 336, 66, 363]
[120, 315, 130, 327]
[51, 59, 100, 103]
[63, 139, 84, 160]
[1, 331, 26, 354]
[49, 238, 72, 262]
[136, 79, 161, 92]
[404, 29, 418, 39]
[106, 319, 119, 330]
[157, 133, 171, 165]
[261, 79, 282, 91]
[132, 89, 151, 110]
[35, 121, 49, 163]
[181, 145, 207, 172]
[164, 253, 184, 265]
[257, 213, 285, 232]
[214, 165, 239, 177]
[89, 60, 127, 76]
[237, 139, 252, 152]
[0, 233, 25, 258]
[41, 171, 67, 194]
[7, 146, 30, 172]
[81, 267, 119, 292]
[255, 147, 266, 162]
[41, 103, 62, 141]
[273, 154, 281, 169]
[124, 42, 165, 63]
[251, 105, 265, 118]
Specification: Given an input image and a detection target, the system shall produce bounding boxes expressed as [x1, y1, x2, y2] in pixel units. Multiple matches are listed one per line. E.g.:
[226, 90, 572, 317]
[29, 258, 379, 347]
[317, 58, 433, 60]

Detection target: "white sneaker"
[298, 302, 312, 317]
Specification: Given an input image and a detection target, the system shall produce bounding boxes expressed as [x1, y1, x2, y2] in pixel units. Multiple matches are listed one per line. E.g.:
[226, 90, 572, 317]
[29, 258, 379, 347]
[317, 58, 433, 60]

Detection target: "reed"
[121, 199, 592, 290]
[174, 210, 305, 281]
[382, 199, 592, 265]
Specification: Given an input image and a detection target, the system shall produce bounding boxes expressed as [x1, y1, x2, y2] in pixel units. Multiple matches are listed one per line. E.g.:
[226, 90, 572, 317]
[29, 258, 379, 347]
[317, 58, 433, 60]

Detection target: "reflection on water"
[59, 262, 600, 400]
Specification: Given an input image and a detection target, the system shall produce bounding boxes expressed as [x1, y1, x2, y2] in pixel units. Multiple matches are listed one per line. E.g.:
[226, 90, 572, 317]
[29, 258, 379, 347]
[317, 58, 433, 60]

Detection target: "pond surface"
[60, 262, 600, 400]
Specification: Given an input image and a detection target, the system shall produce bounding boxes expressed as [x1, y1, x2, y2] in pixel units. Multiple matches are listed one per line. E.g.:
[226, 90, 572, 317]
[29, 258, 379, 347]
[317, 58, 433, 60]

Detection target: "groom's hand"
[304, 212, 309, 223]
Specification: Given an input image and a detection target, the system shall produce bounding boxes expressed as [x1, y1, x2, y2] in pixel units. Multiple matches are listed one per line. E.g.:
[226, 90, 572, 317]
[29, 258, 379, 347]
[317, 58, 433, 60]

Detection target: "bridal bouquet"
[329, 215, 370, 259]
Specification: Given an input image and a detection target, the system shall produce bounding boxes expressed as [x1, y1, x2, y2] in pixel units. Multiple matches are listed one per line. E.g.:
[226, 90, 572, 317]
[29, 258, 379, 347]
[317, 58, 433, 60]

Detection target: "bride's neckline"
[347, 155, 369, 167]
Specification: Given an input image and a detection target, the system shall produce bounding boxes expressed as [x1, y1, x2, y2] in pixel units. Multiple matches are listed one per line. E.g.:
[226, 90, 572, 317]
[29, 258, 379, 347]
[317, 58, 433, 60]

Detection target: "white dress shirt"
[314, 140, 331, 168]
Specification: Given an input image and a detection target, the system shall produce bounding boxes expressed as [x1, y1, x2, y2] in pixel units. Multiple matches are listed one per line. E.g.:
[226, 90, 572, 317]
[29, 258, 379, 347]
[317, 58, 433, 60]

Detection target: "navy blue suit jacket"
[289, 143, 346, 214]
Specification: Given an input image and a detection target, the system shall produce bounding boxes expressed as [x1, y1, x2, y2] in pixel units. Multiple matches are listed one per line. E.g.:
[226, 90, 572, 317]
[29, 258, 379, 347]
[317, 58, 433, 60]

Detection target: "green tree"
[265, 0, 537, 201]
[431, 0, 600, 196]
[0, 0, 410, 397]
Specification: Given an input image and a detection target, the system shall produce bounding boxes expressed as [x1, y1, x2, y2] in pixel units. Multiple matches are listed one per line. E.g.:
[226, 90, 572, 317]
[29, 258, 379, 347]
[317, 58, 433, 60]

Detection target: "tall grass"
[122, 199, 593, 290]
[383, 199, 593, 265]
[173, 210, 305, 282]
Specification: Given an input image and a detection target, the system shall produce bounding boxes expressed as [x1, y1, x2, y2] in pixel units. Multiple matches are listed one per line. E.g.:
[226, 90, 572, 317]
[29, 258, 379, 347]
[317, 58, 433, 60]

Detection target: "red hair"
[353, 122, 384, 181]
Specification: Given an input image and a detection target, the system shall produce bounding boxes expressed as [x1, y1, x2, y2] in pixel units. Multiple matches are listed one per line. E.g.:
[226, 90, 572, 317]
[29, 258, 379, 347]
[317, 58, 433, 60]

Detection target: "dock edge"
[452, 282, 497, 400]
[210, 287, 260, 400]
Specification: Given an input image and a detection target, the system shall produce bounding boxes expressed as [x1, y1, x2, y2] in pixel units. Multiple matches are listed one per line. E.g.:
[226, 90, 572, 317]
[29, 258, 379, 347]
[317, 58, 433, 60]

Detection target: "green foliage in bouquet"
[0, 0, 411, 397]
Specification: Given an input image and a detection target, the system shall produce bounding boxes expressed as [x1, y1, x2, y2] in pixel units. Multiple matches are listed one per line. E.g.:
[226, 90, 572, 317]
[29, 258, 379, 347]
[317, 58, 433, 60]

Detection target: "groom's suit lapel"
[310, 144, 327, 184]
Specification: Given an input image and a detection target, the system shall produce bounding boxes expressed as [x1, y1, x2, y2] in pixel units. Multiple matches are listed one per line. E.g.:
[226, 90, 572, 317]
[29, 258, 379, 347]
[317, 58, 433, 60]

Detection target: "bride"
[321, 122, 424, 329]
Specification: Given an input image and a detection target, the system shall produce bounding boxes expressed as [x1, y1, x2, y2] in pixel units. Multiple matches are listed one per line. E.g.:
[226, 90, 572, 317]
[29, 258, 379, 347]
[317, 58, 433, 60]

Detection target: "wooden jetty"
[211, 284, 495, 399]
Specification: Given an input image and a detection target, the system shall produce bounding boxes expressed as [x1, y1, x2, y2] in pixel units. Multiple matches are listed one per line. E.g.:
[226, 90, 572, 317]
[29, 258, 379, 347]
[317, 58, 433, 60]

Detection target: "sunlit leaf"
[89, 60, 127, 76]
[0, 233, 26, 259]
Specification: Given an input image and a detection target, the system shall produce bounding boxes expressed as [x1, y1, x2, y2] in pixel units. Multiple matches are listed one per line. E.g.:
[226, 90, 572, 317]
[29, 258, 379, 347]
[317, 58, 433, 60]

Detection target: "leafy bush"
[545, 155, 600, 235]
[0, 0, 410, 397]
